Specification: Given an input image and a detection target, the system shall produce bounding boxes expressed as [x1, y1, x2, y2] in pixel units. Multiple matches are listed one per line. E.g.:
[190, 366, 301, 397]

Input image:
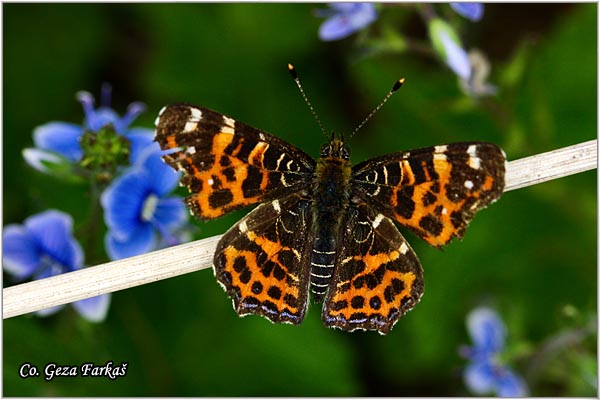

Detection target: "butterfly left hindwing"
[214, 193, 313, 325]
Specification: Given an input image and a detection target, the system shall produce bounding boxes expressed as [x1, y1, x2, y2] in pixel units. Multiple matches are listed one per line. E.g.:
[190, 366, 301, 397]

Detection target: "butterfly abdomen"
[310, 153, 352, 302]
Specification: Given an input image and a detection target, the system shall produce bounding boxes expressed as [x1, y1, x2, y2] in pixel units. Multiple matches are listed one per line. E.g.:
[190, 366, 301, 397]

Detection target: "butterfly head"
[321, 132, 350, 160]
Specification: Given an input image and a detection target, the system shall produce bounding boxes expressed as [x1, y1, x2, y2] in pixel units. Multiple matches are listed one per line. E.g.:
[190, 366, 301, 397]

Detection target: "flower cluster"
[461, 307, 529, 397]
[4, 86, 188, 322]
[315, 3, 495, 97]
[3, 210, 110, 321]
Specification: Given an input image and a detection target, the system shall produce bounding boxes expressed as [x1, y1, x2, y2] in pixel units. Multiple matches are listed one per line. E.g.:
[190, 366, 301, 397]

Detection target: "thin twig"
[3, 140, 597, 319]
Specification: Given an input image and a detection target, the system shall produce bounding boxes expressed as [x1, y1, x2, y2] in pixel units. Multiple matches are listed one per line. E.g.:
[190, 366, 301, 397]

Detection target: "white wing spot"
[221, 116, 235, 134]
[223, 115, 235, 126]
[340, 256, 354, 265]
[286, 160, 299, 172]
[272, 200, 281, 213]
[190, 107, 202, 119]
[239, 221, 248, 233]
[186, 146, 197, 155]
[399, 242, 409, 254]
[464, 180, 474, 189]
[366, 171, 378, 183]
[158, 106, 167, 116]
[467, 144, 477, 157]
[469, 157, 481, 170]
[370, 186, 381, 196]
[433, 153, 447, 161]
[183, 121, 198, 133]
[207, 178, 214, 186]
[467, 145, 481, 169]
[276, 153, 286, 169]
[372, 214, 385, 228]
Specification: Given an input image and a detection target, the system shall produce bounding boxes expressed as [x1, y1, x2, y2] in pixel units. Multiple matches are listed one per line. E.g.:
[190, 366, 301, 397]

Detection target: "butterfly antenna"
[348, 78, 405, 139]
[288, 63, 328, 137]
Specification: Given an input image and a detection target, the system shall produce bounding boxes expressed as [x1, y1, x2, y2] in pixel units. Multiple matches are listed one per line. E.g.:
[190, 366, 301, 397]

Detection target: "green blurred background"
[3, 3, 596, 396]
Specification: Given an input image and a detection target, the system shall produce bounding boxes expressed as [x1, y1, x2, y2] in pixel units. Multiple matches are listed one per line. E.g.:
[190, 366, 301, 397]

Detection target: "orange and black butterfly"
[154, 66, 505, 334]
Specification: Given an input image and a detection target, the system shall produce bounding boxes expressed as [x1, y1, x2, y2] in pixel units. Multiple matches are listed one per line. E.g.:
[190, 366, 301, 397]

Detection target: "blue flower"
[461, 307, 529, 397]
[316, 3, 377, 41]
[450, 3, 484, 22]
[2, 210, 110, 322]
[439, 29, 471, 80]
[101, 150, 188, 260]
[23, 84, 154, 174]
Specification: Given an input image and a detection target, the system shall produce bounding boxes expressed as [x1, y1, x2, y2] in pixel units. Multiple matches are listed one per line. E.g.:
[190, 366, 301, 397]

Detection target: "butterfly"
[154, 66, 506, 334]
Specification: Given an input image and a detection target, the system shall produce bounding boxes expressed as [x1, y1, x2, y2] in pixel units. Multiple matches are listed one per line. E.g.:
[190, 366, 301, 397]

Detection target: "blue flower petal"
[33, 122, 83, 161]
[36, 304, 65, 317]
[73, 294, 111, 323]
[496, 368, 529, 397]
[439, 31, 472, 80]
[125, 128, 156, 164]
[34, 256, 80, 280]
[142, 152, 181, 196]
[101, 169, 150, 240]
[22, 148, 66, 174]
[450, 3, 484, 22]
[467, 307, 506, 355]
[153, 197, 187, 229]
[318, 3, 377, 41]
[105, 224, 155, 260]
[88, 108, 122, 132]
[116, 102, 146, 133]
[2, 225, 41, 280]
[464, 361, 496, 395]
[24, 210, 83, 271]
[330, 3, 363, 13]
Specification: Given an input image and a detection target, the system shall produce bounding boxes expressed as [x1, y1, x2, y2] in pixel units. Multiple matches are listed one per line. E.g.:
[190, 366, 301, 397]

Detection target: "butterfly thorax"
[309, 137, 352, 302]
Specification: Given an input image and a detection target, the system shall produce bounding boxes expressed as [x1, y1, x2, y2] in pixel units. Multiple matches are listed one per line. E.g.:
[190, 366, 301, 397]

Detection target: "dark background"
[3, 3, 596, 396]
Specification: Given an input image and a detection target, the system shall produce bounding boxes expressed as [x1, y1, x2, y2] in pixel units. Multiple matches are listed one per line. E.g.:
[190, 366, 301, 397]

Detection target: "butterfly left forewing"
[155, 104, 315, 220]
[352, 142, 505, 247]
[322, 203, 424, 334]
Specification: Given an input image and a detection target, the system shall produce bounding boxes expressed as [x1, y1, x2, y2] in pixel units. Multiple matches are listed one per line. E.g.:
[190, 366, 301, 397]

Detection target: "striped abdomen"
[310, 147, 352, 302]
